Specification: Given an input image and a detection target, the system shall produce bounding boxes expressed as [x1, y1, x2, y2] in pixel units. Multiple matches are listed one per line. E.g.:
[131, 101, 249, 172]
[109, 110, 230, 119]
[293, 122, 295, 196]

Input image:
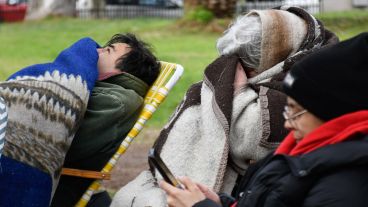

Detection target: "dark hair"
[104, 33, 160, 86]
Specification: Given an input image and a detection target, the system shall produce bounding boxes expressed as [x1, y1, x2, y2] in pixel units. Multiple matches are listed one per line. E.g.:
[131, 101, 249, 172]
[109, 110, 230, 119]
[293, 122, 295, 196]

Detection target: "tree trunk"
[91, 0, 105, 18]
[184, 0, 237, 18]
[26, 0, 77, 20]
[205, 0, 237, 17]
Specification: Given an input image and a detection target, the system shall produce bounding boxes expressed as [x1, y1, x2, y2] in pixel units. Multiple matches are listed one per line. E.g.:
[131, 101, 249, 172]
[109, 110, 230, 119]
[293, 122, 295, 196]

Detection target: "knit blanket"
[111, 6, 339, 207]
[0, 97, 7, 159]
[154, 54, 287, 193]
[0, 38, 99, 206]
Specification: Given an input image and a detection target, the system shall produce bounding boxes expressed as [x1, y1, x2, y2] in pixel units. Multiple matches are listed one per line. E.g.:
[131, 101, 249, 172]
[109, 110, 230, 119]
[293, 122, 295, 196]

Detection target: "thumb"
[159, 180, 179, 195]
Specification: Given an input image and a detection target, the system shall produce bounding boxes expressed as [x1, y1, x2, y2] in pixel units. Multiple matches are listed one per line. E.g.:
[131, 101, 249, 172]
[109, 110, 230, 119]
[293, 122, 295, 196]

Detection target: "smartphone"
[148, 148, 184, 189]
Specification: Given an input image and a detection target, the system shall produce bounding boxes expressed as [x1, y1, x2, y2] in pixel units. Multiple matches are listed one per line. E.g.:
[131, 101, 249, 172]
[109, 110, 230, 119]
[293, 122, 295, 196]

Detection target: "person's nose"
[284, 120, 293, 131]
[97, 48, 104, 54]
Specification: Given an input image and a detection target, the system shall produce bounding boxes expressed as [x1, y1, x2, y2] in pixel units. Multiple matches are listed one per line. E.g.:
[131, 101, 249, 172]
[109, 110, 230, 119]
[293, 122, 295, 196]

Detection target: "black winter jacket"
[194, 135, 368, 207]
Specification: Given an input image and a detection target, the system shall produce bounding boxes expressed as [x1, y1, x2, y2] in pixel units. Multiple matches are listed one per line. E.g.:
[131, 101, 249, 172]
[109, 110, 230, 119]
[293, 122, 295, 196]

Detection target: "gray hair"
[216, 14, 262, 69]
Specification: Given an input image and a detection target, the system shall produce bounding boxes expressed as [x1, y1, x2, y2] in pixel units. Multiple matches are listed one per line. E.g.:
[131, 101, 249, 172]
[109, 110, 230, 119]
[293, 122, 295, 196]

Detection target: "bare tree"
[185, 0, 237, 18]
[26, 0, 77, 20]
[91, 0, 105, 18]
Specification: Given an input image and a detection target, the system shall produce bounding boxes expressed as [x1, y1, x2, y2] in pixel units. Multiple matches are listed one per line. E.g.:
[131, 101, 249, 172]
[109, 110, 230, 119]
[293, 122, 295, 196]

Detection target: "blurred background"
[1, 0, 368, 195]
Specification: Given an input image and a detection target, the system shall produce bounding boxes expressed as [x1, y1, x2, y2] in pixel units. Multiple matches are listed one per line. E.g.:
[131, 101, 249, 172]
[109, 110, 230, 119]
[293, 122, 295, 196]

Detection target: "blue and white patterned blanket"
[0, 38, 99, 206]
[0, 97, 7, 158]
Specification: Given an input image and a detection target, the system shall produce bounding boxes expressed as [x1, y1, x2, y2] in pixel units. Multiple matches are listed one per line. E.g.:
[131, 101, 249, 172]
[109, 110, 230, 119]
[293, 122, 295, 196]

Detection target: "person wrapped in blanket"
[110, 6, 338, 207]
[0, 34, 159, 207]
[161, 32, 368, 207]
[51, 34, 160, 207]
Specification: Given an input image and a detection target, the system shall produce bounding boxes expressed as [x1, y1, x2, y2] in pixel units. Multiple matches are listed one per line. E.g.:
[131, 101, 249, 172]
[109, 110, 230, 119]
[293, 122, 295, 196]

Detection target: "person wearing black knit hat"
[159, 32, 368, 207]
[284, 32, 368, 121]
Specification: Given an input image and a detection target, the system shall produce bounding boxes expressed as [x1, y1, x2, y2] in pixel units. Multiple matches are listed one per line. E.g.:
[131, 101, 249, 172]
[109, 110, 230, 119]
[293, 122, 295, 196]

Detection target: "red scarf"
[275, 110, 368, 156]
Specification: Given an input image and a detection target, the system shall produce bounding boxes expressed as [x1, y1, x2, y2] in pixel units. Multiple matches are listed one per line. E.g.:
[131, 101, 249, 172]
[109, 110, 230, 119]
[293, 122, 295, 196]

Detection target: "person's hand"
[234, 63, 248, 93]
[196, 182, 221, 205]
[159, 176, 206, 207]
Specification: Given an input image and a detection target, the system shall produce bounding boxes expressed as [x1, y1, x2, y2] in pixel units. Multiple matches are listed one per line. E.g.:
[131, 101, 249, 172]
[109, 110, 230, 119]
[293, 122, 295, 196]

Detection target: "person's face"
[97, 43, 132, 74]
[284, 97, 325, 142]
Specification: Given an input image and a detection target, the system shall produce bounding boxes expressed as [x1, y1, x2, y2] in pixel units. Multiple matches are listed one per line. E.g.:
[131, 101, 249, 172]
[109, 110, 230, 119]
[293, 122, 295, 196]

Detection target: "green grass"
[1, 10, 367, 127]
[316, 10, 368, 39]
[0, 17, 219, 126]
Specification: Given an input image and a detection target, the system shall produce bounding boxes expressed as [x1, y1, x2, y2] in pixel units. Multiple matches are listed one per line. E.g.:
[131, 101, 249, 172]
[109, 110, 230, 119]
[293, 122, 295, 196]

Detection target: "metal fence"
[237, 0, 321, 14]
[77, 5, 183, 19]
[76, 1, 323, 19]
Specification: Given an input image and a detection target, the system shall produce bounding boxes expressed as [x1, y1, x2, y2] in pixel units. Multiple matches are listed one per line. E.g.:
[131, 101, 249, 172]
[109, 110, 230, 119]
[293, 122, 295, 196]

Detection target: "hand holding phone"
[148, 148, 184, 189]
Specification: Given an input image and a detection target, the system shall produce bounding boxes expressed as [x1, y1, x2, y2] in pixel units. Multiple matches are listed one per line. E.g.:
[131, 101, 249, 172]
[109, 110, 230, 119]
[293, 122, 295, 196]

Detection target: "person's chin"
[294, 133, 303, 143]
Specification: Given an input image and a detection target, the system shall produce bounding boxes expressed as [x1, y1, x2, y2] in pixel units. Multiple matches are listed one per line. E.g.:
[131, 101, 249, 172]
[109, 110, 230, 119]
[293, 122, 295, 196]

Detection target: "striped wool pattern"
[0, 97, 7, 157]
[0, 38, 98, 205]
[0, 70, 89, 179]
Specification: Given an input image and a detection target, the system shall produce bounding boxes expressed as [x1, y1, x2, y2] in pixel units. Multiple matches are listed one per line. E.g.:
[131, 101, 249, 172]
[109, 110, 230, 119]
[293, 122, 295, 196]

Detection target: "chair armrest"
[61, 168, 111, 180]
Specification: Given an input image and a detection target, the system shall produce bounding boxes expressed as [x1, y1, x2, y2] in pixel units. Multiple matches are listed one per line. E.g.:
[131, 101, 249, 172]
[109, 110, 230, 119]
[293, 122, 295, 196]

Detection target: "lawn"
[1, 10, 368, 127]
[0, 17, 220, 126]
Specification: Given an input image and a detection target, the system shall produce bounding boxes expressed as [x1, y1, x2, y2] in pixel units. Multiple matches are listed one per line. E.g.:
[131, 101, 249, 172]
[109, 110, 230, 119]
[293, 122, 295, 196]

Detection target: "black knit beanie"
[283, 32, 368, 121]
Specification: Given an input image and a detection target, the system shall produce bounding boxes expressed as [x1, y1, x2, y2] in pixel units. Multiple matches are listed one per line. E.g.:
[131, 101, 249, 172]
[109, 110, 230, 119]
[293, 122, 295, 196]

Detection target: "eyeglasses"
[283, 106, 307, 122]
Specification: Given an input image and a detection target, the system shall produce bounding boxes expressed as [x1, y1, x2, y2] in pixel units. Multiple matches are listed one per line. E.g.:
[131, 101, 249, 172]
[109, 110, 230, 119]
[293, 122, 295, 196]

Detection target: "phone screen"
[148, 148, 183, 189]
